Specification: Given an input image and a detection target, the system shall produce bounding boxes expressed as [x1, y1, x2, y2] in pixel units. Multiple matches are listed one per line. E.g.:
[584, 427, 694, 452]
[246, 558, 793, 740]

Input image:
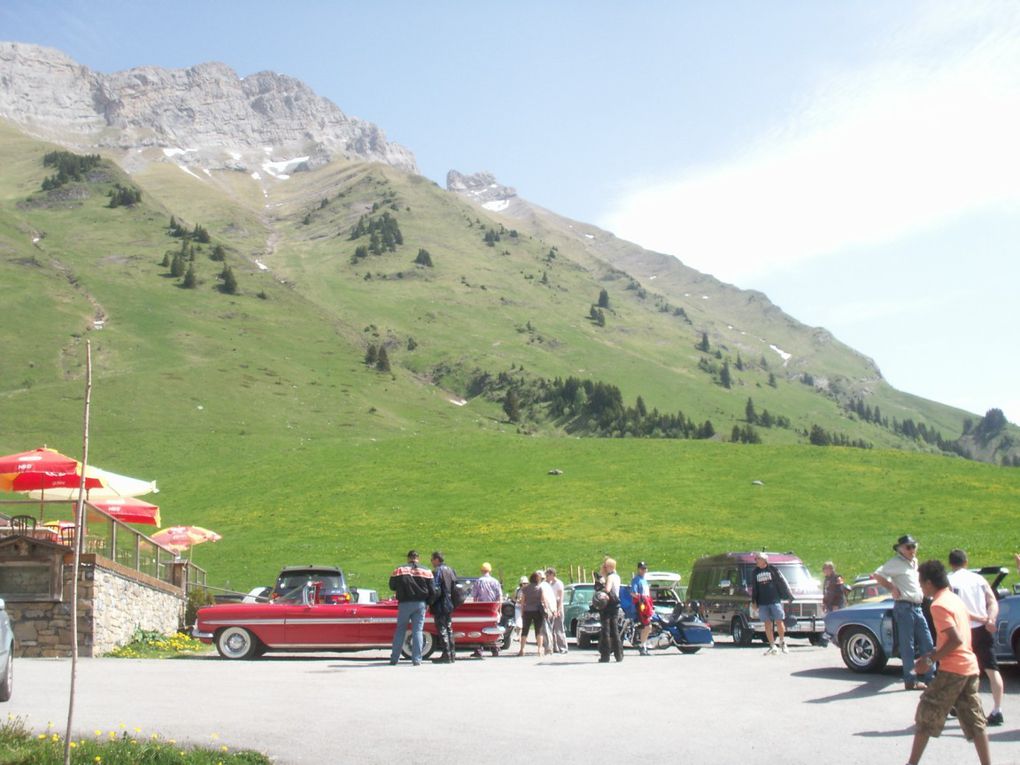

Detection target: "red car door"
[284, 601, 363, 648]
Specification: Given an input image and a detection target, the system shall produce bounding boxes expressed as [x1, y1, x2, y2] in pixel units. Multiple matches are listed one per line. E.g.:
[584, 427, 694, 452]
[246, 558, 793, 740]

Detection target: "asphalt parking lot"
[6, 638, 1020, 765]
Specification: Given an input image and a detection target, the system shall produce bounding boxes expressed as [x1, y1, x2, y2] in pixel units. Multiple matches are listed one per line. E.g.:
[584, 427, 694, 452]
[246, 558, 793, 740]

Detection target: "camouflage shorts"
[915, 672, 985, 740]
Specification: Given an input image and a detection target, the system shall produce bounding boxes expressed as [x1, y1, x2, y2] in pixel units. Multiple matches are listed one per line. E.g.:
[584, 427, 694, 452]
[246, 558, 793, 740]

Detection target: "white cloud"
[600, 3, 1020, 285]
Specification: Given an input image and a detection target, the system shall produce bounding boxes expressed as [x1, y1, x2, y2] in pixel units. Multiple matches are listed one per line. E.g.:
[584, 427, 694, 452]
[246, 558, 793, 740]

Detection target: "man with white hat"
[874, 534, 935, 690]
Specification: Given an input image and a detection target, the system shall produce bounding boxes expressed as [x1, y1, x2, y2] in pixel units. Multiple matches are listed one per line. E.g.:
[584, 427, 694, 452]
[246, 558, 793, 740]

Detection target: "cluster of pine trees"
[349, 212, 403, 257]
[107, 183, 142, 208]
[808, 425, 872, 449]
[40, 151, 101, 190]
[363, 344, 391, 373]
[845, 397, 968, 458]
[744, 398, 792, 430]
[470, 371, 716, 439]
[161, 216, 236, 293]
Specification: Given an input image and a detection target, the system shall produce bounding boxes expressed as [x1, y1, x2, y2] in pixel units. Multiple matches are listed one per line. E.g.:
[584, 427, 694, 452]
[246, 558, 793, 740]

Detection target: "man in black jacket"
[751, 552, 793, 655]
[388, 550, 436, 666]
[430, 551, 457, 663]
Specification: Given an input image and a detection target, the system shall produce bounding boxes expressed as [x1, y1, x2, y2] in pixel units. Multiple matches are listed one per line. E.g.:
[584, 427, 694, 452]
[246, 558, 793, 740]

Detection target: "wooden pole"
[64, 340, 91, 765]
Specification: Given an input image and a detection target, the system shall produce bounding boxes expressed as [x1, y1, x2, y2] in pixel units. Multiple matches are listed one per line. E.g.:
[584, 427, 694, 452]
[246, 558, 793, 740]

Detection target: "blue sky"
[3, 0, 1017, 423]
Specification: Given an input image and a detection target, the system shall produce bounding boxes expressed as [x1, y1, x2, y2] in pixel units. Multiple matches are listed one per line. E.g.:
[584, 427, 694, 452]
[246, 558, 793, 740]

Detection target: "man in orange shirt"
[906, 560, 991, 765]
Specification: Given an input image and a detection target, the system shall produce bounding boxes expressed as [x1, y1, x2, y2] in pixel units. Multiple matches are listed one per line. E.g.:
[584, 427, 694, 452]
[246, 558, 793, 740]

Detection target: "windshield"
[275, 572, 344, 599]
[774, 564, 818, 592]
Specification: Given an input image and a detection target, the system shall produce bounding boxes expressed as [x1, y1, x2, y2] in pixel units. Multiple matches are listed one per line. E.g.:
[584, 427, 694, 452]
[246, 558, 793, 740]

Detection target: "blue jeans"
[893, 600, 934, 684]
[390, 600, 426, 663]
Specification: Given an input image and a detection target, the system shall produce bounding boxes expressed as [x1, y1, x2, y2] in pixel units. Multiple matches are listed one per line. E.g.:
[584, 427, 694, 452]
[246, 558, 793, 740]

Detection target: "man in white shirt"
[545, 567, 568, 654]
[874, 534, 935, 690]
[948, 549, 1004, 726]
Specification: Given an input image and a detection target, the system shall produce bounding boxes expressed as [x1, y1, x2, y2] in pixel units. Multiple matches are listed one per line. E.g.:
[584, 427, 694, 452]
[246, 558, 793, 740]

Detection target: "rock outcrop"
[446, 170, 517, 212]
[0, 42, 417, 174]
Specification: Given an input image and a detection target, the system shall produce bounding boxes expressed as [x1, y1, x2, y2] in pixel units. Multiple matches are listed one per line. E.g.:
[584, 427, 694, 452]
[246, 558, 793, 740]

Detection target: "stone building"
[0, 535, 185, 657]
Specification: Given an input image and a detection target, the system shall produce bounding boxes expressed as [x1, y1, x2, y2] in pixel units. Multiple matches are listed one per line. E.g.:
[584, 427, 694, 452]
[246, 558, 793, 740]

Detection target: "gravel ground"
[5, 638, 1019, 764]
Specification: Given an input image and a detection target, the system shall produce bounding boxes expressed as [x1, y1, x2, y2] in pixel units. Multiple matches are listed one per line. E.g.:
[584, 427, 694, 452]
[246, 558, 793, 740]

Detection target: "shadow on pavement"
[853, 725, 915, 739]
[793, 665, 903, 703]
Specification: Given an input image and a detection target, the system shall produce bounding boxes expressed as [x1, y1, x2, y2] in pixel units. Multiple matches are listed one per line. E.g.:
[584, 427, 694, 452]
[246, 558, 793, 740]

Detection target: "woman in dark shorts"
[517, 571, 546, 656]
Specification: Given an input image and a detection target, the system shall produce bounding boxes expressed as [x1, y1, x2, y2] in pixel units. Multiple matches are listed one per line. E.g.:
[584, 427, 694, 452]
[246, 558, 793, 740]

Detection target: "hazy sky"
[3, 0, 1017, 422]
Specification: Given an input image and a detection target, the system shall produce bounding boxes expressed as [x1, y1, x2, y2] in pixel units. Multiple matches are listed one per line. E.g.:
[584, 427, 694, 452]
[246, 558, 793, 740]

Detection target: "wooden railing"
[0, 500, 206, 590]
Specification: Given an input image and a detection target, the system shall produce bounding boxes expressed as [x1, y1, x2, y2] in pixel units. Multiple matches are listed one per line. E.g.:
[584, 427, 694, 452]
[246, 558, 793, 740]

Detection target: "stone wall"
[89, 566, 181, 655]
[7, 551, 184, 658]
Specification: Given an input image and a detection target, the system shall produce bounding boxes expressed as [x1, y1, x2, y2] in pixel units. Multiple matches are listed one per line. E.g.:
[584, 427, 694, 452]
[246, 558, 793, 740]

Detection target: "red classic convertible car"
[193, 582, 503, 660]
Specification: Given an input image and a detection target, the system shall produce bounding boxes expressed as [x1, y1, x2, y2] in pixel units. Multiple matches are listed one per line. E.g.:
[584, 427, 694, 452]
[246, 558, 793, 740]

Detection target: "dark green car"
[563, 583, 595, 637]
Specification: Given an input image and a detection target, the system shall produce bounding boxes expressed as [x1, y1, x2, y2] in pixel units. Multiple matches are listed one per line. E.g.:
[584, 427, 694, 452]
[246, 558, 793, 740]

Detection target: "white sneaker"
[764, 645, 778, 655]
[780, 642, 788, 654]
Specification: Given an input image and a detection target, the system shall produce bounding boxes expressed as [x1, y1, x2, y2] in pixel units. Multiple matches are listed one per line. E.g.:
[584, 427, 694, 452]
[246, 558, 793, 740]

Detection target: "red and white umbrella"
[0, 447, 96, 493]
[151, 525, 221, 553]
[88, 497, 161, 527]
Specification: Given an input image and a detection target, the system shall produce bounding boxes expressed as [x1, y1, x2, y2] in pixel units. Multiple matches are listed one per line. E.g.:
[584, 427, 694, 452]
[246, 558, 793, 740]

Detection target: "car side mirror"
[0, 598, 5, 610]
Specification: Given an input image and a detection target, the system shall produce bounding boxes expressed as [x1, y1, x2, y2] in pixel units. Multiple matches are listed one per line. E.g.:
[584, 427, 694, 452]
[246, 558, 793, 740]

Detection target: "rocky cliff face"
[0, 42, 417, 174]
[447, 170, 518, 212]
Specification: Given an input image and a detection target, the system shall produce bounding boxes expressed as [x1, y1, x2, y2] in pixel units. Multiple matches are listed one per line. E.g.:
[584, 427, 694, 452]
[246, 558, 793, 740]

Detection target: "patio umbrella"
[0, 447, 78, 479]
[87, 497, 160, 527]
[0, 447, 94, 492]
[25, 466, 157, 500]
[151, 525, 221, 553]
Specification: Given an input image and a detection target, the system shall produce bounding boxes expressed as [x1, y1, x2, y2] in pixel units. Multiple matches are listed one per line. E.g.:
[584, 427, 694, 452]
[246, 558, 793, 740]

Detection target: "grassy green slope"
[2, 122, 1018, 596]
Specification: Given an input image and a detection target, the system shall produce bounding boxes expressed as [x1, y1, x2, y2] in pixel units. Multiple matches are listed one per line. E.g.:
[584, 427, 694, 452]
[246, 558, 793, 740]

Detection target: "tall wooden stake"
[64, 340, 91, 765]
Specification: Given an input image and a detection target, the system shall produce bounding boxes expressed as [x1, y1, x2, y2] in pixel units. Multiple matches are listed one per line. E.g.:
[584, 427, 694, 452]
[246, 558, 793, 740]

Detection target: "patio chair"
[9, 514, 37, 532]
[59, 526, 77, 548]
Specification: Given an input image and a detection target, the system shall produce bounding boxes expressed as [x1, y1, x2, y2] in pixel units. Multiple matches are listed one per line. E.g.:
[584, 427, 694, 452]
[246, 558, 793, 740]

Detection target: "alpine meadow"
[1, 45, 1019, 595]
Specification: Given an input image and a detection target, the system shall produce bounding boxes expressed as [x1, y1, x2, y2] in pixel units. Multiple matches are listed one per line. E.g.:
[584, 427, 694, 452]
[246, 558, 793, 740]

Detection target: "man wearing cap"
[948, 548, 1005, 726]
[470, 562, 503, 657]
[388, 550, 436, 666]
[751, 552, 793, 655]
[874, 535, 935, 690]
[631, 562, 654, 656]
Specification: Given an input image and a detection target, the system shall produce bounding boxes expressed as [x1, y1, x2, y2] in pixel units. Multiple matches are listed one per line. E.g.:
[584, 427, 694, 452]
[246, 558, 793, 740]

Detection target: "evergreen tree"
[170, 253, 185, 278]
[375, 346, 391, 373]
[735, 353, 744, 371]
[503, 389, 521, 422]
[720, 361, 732, 389]
[210, 244, 226, 261]
[160, 252, 171, 268]
[414, 248, 434, 267]
[697, 332, 710, 352]
[364, 345, 378, 366]
[598, 289, 610, 309]
[220, 265, 238, 295]
[636, 395, 647, 418]
[768, 372, 777, 388]
[182, 264, 197, 289]
[809, 424, 831, 446]
[745, 397, 757, 424]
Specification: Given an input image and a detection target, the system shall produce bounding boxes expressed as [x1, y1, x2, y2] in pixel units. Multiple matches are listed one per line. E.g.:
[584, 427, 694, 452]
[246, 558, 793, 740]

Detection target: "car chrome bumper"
[191, 628, 213, 641]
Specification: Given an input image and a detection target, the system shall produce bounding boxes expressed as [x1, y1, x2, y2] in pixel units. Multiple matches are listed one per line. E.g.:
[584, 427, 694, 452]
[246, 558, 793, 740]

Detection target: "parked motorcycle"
[499, 597, 519, 652]
[647, 602, 714, 653]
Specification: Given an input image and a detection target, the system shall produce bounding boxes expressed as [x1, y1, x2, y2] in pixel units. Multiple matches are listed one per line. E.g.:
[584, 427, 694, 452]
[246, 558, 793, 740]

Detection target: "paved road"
[6, 639, 1019, 764]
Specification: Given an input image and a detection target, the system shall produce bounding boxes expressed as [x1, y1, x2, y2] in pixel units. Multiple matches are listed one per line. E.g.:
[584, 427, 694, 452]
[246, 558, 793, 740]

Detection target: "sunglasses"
[904, 544, 917, 550]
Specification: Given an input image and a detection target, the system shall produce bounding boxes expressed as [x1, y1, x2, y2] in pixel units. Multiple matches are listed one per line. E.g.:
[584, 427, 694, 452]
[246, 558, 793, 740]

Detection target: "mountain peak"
[447, 169, 517, 213]
[0, 41, 417, 175]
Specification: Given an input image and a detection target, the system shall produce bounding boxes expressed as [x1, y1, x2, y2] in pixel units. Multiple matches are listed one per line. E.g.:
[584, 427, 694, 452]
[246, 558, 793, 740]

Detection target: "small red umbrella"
[151, 525, 221, 553]
[88, 497, 161, 527]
